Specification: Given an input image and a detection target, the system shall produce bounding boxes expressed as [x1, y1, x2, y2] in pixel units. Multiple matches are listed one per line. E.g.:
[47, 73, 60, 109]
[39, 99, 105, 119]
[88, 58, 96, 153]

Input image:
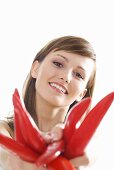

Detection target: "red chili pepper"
[13, 91, 37, 147]
[14, 105, 30, 145]
[64, 97, 91, 144]
[13, 89, 46, 153]
[14, 104, 27, 145]
[36, 140, 64, 167]
[64, 92, 114, 159]
[48, 156, 76, 170]
[0, 133, 39, 162]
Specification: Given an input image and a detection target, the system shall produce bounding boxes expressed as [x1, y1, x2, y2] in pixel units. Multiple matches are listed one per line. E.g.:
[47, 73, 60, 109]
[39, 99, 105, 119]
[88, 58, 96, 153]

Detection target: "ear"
[76, 89, 87, 102]
[31, 60, 39, 78]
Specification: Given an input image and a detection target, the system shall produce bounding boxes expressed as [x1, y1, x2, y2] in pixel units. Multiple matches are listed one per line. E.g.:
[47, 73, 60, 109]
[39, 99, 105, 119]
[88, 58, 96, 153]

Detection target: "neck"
[35, 96, 69, 132]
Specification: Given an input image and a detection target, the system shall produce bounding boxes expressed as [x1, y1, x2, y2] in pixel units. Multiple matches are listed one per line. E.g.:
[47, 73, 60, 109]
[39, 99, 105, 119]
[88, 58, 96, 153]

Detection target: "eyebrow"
[77, 66, 86, 72]
[56, 53, 86, 72]
[56, 54, 68, 62]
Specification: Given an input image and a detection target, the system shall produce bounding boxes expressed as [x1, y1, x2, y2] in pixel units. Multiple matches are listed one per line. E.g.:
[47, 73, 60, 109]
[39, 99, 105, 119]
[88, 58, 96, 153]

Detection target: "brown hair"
[7, 36, 96, 129]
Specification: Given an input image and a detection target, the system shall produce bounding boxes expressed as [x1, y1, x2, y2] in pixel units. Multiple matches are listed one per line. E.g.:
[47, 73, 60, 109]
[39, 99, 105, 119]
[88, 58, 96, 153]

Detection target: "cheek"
[35, 71, 45, 90]
[35, 68, 53, 90]
[70, 81, 86, 96]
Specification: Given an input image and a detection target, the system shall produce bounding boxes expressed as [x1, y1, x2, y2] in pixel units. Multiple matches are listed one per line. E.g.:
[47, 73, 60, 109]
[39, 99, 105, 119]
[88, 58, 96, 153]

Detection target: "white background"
[0, 0, 114, 169]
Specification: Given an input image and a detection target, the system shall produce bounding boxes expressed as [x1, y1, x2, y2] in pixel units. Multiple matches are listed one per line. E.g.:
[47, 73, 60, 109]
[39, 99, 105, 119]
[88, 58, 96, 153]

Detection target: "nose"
[59, 70, 72, 84]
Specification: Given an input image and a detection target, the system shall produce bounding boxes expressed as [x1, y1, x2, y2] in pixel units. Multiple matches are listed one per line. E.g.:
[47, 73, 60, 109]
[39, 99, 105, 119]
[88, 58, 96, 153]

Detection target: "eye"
[53, 61, 63, 68]
[73, 72, 84, 80]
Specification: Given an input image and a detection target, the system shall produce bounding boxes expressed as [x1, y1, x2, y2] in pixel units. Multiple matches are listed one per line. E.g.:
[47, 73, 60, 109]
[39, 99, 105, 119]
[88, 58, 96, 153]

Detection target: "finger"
[50, 123, 64, 141]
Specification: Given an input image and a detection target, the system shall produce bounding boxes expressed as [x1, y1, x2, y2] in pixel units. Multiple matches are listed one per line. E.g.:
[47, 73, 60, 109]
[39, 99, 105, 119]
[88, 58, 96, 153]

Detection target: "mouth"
[49, 82, 68, 94]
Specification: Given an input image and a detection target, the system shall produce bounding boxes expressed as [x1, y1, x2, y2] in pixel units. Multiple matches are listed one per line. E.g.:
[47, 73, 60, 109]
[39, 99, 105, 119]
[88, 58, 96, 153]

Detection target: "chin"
[46, 98, 65, 107]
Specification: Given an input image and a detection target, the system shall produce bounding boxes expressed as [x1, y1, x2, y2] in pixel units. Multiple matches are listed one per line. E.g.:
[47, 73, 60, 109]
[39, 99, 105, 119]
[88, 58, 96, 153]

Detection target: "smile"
[49, 82, 68, 94]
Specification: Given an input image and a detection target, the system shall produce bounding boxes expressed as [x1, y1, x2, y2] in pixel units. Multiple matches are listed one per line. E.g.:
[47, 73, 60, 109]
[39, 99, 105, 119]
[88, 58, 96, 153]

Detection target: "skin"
[0, 50, 95, 170]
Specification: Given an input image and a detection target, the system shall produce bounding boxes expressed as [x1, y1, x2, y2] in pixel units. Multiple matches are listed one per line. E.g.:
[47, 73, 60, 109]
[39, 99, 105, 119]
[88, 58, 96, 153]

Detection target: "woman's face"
[31, 50, 95, 107]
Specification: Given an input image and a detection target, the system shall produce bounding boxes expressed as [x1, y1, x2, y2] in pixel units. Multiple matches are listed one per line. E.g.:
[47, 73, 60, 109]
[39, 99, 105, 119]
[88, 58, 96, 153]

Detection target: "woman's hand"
[41, 123, 64, 144]
[41, 124, 91, 169]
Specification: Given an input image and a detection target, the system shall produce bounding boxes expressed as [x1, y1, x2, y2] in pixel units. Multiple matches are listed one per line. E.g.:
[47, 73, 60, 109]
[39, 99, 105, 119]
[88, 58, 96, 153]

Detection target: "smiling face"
[31, 50, 95, 108]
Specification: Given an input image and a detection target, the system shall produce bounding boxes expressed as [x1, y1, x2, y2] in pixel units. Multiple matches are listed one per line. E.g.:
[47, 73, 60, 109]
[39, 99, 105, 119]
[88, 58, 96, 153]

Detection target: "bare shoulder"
[0, 120, 13, 137]
[0, 120, 13, 169]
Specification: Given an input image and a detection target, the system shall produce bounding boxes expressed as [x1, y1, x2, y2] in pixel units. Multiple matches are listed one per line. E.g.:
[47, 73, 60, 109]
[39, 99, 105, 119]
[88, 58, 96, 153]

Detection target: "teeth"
[50, 83, 66, 94]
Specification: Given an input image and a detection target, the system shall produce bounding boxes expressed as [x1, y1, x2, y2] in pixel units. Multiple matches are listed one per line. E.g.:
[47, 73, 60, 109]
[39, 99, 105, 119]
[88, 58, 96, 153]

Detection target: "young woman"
[0, 35, 96, 170]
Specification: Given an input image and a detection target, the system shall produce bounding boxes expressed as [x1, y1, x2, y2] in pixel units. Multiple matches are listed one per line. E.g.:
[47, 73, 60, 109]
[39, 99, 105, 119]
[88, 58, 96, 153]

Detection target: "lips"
[49, 82, 68, 94]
